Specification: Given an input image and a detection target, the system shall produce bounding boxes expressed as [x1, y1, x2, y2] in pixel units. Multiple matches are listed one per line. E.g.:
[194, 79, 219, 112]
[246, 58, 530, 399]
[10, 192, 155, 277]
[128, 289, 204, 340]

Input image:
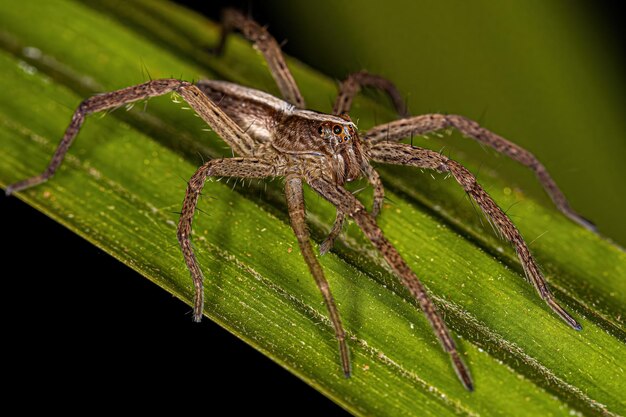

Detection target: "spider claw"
[192, 311, 203, 323]
[450, 352, 474, 392]
[319, 238, 333, 256]
[547, 297, 582, 331]
[338, 341, 351, 378]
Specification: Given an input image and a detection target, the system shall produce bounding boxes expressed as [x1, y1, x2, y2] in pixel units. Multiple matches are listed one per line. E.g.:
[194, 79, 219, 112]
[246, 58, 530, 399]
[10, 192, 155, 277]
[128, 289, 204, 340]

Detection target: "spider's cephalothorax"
[5, 8, 595, 392]
[316, 113, 367, 184]
[198, 80, 367, 184]
[273, 111, 367, 184]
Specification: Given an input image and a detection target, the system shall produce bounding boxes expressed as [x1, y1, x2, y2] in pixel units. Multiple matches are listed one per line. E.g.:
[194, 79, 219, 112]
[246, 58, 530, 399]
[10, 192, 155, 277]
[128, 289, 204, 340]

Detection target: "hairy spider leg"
[333, 70, 410, 118]
[213, 8, 305, 108]
[178, 158, 280, 321]
[309, 177, 474, 391]
[321, 71, 411, 254]
[369, 142, 582, 330]
[285, 177, 350, 376]
[365, 114, 595, 231]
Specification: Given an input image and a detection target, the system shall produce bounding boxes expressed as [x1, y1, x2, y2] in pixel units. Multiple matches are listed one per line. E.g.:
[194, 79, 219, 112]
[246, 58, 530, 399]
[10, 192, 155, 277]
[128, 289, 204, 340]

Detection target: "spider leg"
[4, 77, 280, 323]
[308, 177, 474, 391]
[319, 210, 345, 256]
[212, 8, 305, 108]
[364, 114, 595, 231]
[370, 141, 582, 330]
[334, 71, 405, 216]
[319, 164, 384, 255]
[178, 158, 280, 322]
[334, 72, 408, 206]
[322, 72, 408, 254]
[285, 177, 350, 376]
[5, 79, 258, 195]
[333, 70, 409, 117]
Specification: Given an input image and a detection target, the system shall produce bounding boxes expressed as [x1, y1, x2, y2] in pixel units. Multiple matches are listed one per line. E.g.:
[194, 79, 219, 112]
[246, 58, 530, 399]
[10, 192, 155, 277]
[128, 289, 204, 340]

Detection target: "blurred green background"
[188, 0, 626, 247]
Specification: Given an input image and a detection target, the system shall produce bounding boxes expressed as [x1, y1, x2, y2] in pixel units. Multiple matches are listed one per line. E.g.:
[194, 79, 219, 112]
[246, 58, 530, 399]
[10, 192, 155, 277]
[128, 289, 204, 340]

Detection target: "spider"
[5, 9, 593, 391]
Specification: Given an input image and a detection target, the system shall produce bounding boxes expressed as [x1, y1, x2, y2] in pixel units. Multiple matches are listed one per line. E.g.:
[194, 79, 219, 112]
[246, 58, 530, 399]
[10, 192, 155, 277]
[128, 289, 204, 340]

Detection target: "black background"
[3, 1, 621, 414]
[2, 197, 350, 413]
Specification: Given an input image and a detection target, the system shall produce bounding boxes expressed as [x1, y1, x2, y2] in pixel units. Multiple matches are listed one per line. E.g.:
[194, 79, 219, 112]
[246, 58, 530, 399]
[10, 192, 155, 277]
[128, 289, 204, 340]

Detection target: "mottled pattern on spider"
[6, 9, 593, 391]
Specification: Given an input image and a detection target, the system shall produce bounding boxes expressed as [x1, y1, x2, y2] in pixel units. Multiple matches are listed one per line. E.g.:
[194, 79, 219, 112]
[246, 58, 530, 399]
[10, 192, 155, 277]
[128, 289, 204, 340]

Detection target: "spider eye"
[318, 126, 324, 135]
[333, 125, 342, 135]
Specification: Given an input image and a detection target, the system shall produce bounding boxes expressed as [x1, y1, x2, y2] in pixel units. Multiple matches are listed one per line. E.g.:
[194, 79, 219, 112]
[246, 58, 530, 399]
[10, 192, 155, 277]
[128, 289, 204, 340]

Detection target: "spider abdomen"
[197, 80, 286, 143]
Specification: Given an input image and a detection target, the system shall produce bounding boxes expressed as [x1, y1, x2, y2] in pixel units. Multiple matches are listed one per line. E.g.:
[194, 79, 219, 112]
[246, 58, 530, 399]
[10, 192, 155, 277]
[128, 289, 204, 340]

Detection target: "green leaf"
[0, 1, 624, 416]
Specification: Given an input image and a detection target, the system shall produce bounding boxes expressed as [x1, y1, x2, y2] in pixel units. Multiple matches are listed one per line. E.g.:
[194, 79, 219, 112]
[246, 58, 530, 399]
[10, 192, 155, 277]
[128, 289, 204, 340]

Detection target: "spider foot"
[451, 352, 474, 392]
[547, 297, 582, 331]
[319, 236, 335, 256]
[338, 339, 351, 378]
[4, 176, 47, 196]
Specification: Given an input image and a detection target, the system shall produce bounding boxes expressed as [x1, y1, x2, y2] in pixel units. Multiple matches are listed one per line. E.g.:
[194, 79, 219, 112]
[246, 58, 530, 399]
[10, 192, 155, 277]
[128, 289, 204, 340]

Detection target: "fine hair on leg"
[5, 79, 258, 195]
[321, 71, 409, 254]
[285, 176, 350, 376]
[213, 8, 305, 108]
[369, 141, 582, 330]
[364, 113, 594, 230]
[178, 158, 279, 321]
[308, 177, 474, 391]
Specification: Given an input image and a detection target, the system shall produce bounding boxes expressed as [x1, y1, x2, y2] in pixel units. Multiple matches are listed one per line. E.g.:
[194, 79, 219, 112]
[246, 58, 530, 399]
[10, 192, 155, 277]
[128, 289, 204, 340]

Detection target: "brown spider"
[5, 9, 593, 391]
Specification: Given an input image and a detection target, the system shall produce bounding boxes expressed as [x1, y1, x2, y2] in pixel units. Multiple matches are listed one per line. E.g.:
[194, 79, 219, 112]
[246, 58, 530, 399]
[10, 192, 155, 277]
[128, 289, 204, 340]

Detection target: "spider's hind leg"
[5, 79, 188, 195]
[211, 8, 305, 108]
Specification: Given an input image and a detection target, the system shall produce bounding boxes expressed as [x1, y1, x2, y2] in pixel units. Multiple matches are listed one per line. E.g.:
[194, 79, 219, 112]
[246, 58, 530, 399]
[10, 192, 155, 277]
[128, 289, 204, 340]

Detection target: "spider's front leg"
[364, 114, 595, 231]
[320, 72, 409, 254]
[319, 164, 384, 255]
[369, 141, 582, 330]
[285, 177, 350, 376]
[308, 177, 474, 391]
[178, 158, 280, 321]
